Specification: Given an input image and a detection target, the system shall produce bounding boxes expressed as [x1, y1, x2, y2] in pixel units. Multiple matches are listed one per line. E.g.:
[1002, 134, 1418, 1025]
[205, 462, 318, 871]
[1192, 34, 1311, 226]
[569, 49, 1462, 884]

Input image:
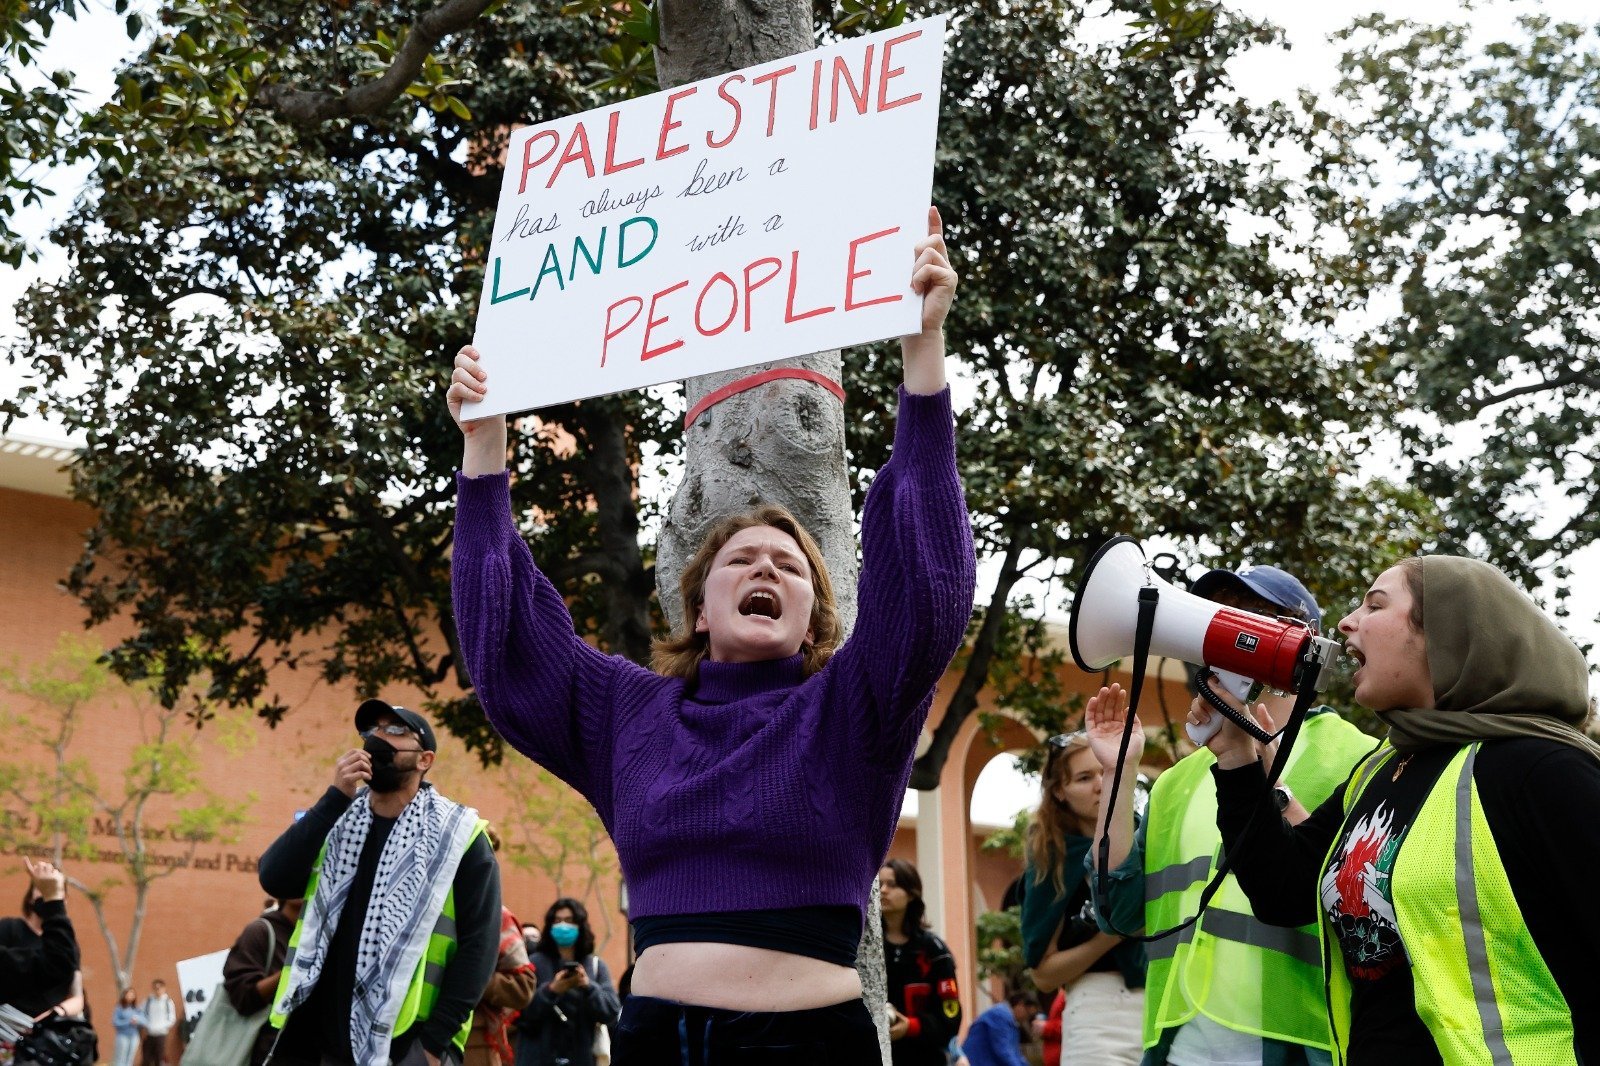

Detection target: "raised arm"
[1087, 684, 1141, 878]
[447, 347, 664, 804]
[834, 208, 976, 755]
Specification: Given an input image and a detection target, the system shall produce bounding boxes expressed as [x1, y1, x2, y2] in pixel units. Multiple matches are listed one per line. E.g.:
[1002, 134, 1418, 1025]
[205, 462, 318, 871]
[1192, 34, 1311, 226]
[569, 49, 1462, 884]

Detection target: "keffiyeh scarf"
[275, 784, 480, 1066]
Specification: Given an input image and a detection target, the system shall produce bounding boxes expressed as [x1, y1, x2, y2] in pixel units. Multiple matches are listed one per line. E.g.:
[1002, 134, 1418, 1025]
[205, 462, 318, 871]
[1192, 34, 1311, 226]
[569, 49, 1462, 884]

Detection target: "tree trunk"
[653, 5, 889, 1059]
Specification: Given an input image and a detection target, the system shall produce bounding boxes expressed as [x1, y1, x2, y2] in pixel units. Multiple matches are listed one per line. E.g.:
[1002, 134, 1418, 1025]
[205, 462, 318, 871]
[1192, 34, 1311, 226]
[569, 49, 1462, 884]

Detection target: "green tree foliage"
[5, 4, 666, 756]
[1325, 13, 1600, 617]
[4, 0, 1435, 768]
[0, 634, 249, 994]
[0, 0, 107, 266]
[841, 0, 1434, 782]
[491, 759, 622, 950]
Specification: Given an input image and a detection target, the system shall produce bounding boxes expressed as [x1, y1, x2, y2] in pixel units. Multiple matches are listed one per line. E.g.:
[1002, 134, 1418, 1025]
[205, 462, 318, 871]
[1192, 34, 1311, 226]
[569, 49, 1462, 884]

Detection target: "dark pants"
[612, 995, 879, 1065]
[141, 1033, 167, 1066]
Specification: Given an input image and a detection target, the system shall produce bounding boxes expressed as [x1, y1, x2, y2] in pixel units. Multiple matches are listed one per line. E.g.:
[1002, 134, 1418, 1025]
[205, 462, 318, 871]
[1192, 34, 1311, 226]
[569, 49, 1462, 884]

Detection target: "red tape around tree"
[683, 367, 847, 429]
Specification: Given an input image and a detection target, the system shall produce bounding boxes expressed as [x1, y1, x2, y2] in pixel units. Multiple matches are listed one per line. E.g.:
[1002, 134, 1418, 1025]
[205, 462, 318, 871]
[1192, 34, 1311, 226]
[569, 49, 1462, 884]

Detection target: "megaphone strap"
[1092, 588, 1319, 946]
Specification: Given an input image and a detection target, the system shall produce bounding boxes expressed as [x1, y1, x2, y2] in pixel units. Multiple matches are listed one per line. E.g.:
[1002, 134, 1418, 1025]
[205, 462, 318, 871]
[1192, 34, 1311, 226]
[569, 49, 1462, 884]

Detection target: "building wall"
[0, 484, 628, 1054]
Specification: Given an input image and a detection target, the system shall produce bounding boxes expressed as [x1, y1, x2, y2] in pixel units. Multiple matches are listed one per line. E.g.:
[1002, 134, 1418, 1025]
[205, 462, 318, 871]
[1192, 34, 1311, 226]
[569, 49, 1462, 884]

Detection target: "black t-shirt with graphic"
[1320, 745, 1455, 1065]
[1214, 737, 1600, 1065]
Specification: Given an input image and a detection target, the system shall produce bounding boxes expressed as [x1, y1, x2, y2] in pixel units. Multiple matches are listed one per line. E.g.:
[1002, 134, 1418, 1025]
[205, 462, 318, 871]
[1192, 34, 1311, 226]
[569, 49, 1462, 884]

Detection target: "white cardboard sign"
[175, 948, 228, 1029]
[468, 17, 947, 417]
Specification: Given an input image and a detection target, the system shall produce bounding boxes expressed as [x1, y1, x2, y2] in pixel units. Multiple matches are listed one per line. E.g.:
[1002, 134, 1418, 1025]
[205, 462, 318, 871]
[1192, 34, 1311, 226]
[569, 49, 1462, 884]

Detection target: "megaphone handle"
[1185, 715, 1224, 746]
[1194, 674, 1276, 745]
[1117, 683, 1322, 946]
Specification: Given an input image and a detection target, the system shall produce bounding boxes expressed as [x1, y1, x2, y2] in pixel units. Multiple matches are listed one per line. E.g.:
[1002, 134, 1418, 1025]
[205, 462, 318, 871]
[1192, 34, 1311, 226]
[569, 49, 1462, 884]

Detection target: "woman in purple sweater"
[446, 208, 975, 1063]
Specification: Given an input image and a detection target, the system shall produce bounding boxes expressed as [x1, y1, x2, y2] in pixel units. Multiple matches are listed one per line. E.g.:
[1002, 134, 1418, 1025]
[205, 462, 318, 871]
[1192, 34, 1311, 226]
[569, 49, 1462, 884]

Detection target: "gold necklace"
[1392, 753, 1413, 782]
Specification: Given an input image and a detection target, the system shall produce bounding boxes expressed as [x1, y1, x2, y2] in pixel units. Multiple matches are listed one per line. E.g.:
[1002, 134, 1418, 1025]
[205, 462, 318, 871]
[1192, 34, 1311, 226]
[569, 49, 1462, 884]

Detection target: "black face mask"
[363, 735, 418, 794]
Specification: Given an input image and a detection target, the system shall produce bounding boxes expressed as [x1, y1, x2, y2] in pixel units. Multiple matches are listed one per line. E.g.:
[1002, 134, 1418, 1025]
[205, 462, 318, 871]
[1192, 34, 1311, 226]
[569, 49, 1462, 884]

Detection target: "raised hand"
[910, 206, 956, 336]
[24, 856, 66, 902]
[333, 748, 372, 798]
[1085, 683, 1142, 769]
[901, 206, 955, 395]
[446, 345, 509, 476]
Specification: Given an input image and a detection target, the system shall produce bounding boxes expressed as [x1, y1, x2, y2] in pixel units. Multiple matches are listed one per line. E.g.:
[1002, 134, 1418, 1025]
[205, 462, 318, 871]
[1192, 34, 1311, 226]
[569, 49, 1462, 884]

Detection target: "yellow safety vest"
[1322, 743, 1574, 1064]
[269, 819, 487, 1055]
[1142, 709, 1374, 1052]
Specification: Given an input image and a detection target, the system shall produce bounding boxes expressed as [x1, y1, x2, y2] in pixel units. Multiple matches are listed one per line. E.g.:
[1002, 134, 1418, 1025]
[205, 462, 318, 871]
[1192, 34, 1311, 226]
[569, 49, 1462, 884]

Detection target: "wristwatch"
[1272, 784, 1294, 812]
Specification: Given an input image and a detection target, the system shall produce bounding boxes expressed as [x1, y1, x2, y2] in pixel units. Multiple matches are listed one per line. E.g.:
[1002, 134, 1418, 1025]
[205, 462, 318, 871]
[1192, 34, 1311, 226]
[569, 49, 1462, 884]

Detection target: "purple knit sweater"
[451, 387, 975, 926]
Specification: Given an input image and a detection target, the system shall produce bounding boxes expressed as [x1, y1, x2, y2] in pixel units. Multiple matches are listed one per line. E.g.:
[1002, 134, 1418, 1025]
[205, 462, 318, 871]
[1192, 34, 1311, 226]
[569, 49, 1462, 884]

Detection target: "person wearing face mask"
[1017, 731, 1144, 1065]
[258, 700, 502, 1066]
[515, 899, 619, 1066]
[1196, 556, 1600, 1064]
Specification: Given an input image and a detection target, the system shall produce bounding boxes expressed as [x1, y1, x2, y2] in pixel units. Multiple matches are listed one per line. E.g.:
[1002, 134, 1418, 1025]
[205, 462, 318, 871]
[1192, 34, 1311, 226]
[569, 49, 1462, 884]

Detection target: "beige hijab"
[1375, 555, 1600, 761]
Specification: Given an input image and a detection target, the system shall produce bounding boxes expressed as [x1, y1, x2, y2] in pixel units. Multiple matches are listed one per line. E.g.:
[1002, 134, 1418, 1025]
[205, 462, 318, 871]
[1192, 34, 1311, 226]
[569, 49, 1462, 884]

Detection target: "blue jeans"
[113, 1031, 140, 1066]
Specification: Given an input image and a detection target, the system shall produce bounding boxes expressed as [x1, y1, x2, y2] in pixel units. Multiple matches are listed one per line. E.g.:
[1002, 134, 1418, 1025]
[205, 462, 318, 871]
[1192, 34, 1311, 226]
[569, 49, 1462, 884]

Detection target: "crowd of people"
[6, 204, 1600, 1066]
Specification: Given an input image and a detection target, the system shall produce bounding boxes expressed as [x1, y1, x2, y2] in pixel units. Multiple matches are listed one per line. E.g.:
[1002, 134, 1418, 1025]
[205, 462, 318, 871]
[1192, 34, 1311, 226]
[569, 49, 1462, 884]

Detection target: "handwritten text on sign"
[469, 17, 946, 417]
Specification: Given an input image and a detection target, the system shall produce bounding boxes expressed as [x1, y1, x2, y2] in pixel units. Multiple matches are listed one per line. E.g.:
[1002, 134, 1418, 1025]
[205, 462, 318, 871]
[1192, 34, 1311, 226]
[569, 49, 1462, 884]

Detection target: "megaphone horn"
[1068, 536, 1336, 697]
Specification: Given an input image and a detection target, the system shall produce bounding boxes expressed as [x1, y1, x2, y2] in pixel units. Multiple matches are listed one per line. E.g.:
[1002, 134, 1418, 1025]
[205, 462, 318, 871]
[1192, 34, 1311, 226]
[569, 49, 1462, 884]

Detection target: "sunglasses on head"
[1046, 730, 1087, 750]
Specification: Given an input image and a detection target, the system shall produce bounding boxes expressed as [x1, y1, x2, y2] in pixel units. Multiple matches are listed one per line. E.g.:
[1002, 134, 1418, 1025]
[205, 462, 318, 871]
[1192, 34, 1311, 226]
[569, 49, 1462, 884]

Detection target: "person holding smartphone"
[0, 858, 78, 1005]
[515, 899, 619, 1066]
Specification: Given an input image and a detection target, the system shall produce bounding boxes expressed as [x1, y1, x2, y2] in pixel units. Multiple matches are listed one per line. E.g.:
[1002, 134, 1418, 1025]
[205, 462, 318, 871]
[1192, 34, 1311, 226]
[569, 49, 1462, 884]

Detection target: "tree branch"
[907, 531, 1028, 790]
[256, 0, 498, 125]
[1461, 366, 1600, 414]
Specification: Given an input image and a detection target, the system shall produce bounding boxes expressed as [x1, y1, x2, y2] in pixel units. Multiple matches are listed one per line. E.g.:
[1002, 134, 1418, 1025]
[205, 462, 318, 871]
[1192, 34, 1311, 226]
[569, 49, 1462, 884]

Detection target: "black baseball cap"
[354, 699, 438, 752]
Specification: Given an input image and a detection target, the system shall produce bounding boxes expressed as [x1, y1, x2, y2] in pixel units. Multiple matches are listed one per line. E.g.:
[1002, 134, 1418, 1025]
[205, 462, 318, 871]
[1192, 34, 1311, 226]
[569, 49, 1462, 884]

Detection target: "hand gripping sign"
[469, 17, 947, 418]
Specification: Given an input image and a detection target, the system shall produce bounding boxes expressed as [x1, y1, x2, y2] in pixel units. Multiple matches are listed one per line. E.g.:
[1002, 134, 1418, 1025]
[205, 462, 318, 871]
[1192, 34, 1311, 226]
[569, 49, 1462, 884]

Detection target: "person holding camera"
[1018, 731, 1144, 1064]
[515, 899, 619, 1066]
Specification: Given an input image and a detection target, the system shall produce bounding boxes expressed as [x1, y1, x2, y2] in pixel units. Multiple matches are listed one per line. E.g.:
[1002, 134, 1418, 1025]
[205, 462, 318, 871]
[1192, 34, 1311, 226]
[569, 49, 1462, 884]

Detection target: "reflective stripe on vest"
[1322, 744, 1574, 1065]
[1141, 711, 1375, 1052]
[270, 819, 487, 1055]
[1145, 907, 1320, 968]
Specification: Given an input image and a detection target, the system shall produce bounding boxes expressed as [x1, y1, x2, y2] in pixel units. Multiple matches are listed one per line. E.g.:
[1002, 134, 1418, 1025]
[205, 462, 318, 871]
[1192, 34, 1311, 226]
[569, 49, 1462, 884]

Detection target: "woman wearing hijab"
[1194, 556, 1599, 1065]
[1017, 732, 1144, 1064]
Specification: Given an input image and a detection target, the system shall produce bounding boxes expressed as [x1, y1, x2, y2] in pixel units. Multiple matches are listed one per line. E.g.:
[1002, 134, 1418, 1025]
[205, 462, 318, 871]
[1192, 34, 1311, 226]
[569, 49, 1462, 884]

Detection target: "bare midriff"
[630, 942, 863, 1011]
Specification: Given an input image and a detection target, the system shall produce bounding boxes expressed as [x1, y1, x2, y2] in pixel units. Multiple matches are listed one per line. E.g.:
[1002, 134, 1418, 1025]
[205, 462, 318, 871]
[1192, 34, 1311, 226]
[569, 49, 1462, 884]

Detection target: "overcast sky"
[0, 2, 1591, 824]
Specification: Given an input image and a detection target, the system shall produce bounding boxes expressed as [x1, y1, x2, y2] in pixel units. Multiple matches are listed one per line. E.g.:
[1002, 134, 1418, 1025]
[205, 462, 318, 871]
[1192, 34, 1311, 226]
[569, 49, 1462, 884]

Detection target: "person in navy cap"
[1082, 563, 1375, 1066]
[258, 700, 501, 1066]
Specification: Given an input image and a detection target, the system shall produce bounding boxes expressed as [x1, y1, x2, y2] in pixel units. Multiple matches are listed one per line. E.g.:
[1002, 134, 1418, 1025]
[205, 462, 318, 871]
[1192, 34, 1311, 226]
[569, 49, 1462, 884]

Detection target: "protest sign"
[175, 948, 228, 1032]
[468, 16, 947, 417]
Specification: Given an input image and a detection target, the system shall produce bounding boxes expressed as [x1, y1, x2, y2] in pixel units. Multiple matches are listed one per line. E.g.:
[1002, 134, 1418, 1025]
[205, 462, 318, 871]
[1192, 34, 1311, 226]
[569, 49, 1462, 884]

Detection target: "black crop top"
[631, 905, 861, 967]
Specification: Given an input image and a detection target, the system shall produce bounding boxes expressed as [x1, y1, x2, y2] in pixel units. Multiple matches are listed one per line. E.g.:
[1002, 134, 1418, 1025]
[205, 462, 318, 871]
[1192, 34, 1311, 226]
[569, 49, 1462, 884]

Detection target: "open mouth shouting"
[739, 589, 782, 619]
[1346, 643, 1366, 683]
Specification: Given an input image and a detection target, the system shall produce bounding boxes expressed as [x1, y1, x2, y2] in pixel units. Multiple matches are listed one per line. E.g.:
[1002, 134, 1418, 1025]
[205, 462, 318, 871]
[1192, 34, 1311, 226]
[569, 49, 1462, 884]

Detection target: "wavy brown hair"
[650, 503, 840, 680]
[1026, 732, 1094, 900]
